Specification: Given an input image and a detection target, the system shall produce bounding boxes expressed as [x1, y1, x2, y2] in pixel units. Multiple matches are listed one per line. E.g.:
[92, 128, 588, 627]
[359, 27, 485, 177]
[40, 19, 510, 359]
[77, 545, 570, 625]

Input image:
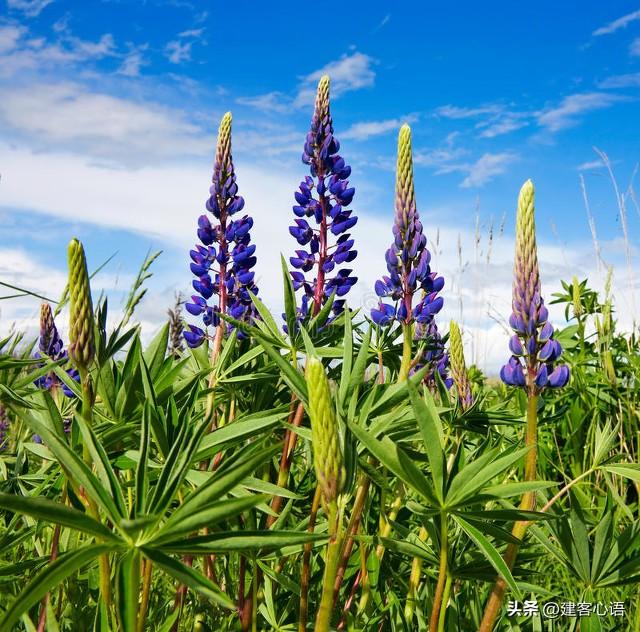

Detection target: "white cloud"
[631, 37, 640, 56]
[0, 24, 25, 53]
[592, 9, 640, 36]
[178, 28, 205, 39]
[435, 104, 502, 119]
[6, 0, 53, 17]
[597, 72, 640, 88]
[536, 93, 627, 132]
[576, 159, 605, 171]
[0, 27, 116, 77]
[342, 116, 417, 141]
[477, 115, 528, 138]
[294, 52, 376, 107]
[460, 152, 517, 188]
[165, 40, 192, 64]
[117, 48, 148, 77]
[0, 82, 211, 161]
[236, 91, 289, 113]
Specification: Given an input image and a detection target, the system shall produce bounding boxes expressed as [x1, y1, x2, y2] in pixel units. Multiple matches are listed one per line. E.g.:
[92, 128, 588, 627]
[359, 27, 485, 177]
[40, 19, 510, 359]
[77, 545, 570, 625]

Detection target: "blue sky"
[0, 0, 638, 369]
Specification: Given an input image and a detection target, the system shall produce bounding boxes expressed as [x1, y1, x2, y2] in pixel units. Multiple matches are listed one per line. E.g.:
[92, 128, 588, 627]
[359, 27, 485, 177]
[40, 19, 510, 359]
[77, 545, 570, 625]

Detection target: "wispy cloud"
[597, 72, 640, 89]
[372, 14, 390, 33]
[342, 115, 417, 141]
[165, 39, 192, 64]
[460, 152, 517, 188]
[576, 159, 605, 171]
[117, 47, 148, 77]
[631, 37, 640, 56]
[0, 82, 210, 162]
[294, 52, 376, 107]
[592, 9, 640, 36]
[6, 0, 53, 17]
[536, 92, 627, 132]
[435, 104, 502, 119]
[477, 114, 529, 138]
[178, 28, 205, 39]
[0, 24, 116, 77]
[236, 91, 289, 113]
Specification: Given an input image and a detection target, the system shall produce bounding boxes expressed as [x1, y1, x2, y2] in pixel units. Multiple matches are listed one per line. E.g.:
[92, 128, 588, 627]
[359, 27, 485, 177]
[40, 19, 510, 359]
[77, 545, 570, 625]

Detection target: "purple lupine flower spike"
[371, 124, 444, 329]
[500, 180, 569, 392]
[184, 112, 259, 346]
[34, 302, 80, 398]
[286, 75, 358, 327]
[413, 320, 453, 389]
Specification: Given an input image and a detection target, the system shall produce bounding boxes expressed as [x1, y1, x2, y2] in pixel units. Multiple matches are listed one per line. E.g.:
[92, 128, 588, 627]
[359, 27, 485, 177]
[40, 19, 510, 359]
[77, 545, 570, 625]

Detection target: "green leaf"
[0, 492, 120, 542]
[600, 463, 640, 482]
[74, 413, 128, 519]
[453, 515, 521, 599]
[116, 549, 140, 632]
[348, 420, 438, 506]
[140, 548, 234, 610]
[156, 531, 327, 555]
[0, 544, 115, 631]
[135, 404, 151, 517]
[280, 254, 298, 342]
[408, 383, 445, 503]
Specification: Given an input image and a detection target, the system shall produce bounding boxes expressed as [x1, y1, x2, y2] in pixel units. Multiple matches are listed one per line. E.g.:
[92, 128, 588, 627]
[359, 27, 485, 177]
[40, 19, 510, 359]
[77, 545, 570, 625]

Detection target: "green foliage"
[0, 264, 638, 632]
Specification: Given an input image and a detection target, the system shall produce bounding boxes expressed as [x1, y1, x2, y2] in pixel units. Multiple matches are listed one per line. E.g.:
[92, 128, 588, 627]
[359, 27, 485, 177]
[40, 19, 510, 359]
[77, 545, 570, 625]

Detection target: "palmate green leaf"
[250, 290, 286, 344]
[337, 313, 353, 407]
[148, 418, 209, 517]
[445, 446, 530, 507]
[307, 289, 337, 333]
[453, 515, 522, 599]
[221, 312, 307, 401]
[74, 413, 128, 519]
[600, 463, 640, 482]
[0, 492, 121, 542]
[155, 446, 276, 536]
[408, 383, 445, 503]
[348, 420, 438, 506]
[142, 323, 169, 379]
[346, 327, 372, 403]
[196, 407, 287, 460]
[0, 543, 115, 631]
[20, 412, 122, 524]
[116, 549, 140, 632]
[152, 495, 267, 544]
[156, 530, 327, 555]
[367, 364, 429, 418]
[140, 548, 235, 610]
[482, 481, 556, 498]
[220, 344, 265, 376]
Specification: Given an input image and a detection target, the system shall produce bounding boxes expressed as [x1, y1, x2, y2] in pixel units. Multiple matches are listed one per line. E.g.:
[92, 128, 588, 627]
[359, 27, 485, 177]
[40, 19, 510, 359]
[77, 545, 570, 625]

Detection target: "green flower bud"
[305, 357, 345, 506]
[449, 321, 473, 410]
[67, 238, 95, 370]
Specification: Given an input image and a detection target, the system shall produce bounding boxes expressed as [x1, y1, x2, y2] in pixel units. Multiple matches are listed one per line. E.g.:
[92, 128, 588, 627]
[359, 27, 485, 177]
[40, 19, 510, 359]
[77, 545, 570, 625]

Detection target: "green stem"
[398, 323, 413, 381]
[429, 513, 449, 631]
[315, 502, 343, 632]
[79, 368, 113, 610]
[478, 394, 538, 632]
[137, 559, 153, 632]
[437, 573, 452, 632]
[404, 526, 428, 622]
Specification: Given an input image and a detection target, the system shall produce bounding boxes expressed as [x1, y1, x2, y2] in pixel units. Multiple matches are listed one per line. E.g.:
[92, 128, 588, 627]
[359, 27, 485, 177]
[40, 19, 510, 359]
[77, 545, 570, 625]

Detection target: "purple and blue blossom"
[286, 75, 358, 327]
[184, 113, 259, 346]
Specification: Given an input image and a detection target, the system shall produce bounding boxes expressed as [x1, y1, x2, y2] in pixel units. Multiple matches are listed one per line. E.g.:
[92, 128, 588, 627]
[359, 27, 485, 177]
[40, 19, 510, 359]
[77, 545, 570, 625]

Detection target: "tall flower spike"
[500, 180, 569, 392]
[35, 302, 79, 397]
[184, 112, 259, 347]
[67, 239, 95, 371]
[371, 125, 444, 329]
[286, 75, 358, 327]
[305, 357, 345, 508]
[449, 321, 473, 409]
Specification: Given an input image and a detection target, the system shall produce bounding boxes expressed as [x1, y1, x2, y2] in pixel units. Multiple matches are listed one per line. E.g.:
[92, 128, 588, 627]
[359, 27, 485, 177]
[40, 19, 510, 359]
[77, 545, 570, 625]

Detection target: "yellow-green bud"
[571, 276, 582, 318]
[67, 238, 95, 370]
[305, 357, 345, 506]
[449, 321, 473, 410]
